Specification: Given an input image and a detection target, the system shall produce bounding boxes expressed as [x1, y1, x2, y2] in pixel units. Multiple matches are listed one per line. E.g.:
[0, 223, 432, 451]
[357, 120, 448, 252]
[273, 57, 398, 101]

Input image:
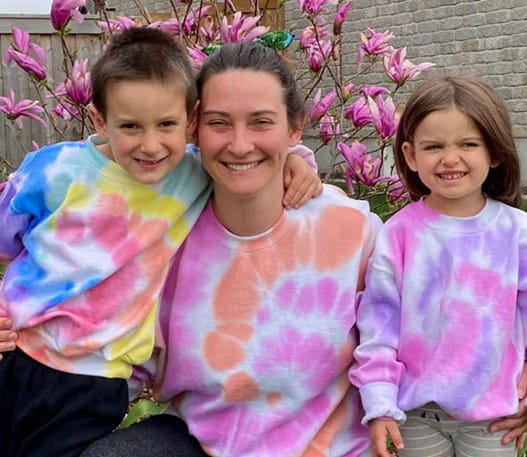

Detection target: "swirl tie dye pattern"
[0, 139, 210, 378]
[350, 198, 527, 424]
[154, 185, 381, 457]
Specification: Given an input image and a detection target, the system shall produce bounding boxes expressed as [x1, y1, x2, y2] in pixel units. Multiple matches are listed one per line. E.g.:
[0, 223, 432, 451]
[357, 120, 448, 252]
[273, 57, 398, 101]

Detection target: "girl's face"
[402, 106, 499, 217]
[197, 69, 302, 203]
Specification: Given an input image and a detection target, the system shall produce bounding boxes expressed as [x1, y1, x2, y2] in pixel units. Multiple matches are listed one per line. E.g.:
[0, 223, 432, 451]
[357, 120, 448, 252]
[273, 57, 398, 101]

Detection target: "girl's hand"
[368, 418, 404, 457]
[283, 153, 322, 210]
[488, 362, 527, 448]
[0, 317, 17, 361]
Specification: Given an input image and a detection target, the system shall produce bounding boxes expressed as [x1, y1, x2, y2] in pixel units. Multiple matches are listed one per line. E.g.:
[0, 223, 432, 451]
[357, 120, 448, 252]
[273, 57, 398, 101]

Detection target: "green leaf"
[119, 399, 167, 429]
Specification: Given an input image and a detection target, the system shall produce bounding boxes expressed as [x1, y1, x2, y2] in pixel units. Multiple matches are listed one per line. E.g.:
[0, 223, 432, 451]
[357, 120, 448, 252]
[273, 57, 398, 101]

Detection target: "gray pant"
[80, 414, 210, 457]
[398, 403, 515, 457]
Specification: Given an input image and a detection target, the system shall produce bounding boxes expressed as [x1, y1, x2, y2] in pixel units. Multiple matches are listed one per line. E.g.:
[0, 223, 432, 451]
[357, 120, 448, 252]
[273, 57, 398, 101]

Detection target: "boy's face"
[90, 79, 195, 185]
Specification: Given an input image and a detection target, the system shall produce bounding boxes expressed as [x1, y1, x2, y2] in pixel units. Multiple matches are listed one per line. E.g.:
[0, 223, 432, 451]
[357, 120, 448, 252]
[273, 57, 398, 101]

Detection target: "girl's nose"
[441, 147, 461, 165]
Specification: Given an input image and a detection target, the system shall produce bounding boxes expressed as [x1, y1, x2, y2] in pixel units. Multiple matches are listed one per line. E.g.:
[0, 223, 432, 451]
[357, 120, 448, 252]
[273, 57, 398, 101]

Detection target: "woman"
[2, 42, 527, 456]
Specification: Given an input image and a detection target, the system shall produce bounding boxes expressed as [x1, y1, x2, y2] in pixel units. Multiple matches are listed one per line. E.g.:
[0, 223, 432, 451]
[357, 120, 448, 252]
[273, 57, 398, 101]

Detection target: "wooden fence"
[0, 15, 101, 172]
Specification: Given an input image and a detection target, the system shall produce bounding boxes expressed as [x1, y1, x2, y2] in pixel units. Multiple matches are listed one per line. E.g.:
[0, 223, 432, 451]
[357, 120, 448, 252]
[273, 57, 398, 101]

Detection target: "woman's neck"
[211, 186, 285, 237]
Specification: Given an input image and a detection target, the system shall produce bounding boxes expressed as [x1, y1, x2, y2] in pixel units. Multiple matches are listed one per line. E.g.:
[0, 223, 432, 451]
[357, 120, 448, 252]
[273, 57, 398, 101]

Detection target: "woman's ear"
[402, 141, 418, 172]
[288, 116, 305, 147]
[88, 104, 107, 139]
[186, 101, 200, 144]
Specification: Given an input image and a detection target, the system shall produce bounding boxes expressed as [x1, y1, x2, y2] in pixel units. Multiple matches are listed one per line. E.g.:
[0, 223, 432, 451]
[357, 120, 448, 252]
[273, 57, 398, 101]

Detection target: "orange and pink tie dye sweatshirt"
[154, 184, 381, 457]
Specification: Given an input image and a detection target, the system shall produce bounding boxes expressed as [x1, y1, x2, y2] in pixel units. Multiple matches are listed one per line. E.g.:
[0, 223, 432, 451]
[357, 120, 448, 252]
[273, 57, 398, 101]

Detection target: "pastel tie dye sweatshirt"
[0, 138, 210, 378]
[349, 198, 527, 424]
[154, 185, 381, 457]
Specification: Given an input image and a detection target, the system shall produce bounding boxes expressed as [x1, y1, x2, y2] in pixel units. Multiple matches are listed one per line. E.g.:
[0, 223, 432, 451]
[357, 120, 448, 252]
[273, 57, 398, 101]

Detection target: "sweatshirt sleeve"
[287, 143, 318, 173]
[349, 223, 406, 425]
[0, 172, 31, 263]
[518, 225, 527, 363]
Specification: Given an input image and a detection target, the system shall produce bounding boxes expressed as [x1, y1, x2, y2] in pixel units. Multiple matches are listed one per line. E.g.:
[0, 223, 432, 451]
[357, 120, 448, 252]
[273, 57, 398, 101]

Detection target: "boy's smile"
[90, 79, 194, 185]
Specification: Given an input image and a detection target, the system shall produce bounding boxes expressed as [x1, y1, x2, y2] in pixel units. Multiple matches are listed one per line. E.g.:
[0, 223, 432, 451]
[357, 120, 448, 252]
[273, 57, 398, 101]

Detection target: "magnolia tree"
[0, 0, 434, 218]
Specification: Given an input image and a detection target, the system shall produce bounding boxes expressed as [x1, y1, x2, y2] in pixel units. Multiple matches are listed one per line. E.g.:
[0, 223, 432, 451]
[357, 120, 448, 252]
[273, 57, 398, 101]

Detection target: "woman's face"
[197, 69, 302, 202]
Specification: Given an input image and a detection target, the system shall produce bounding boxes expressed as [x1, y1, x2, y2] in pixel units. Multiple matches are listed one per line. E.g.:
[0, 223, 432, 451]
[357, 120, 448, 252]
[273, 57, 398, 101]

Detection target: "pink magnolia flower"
[187, 45, 208, 71]
[368, 95, 399, 139]
[309, 89, 336, 122]
[220, 12, 268, 43]
[387, 176, 408, 203]
[64, 59, 91, 105]
[338, 141, 381, 189]
[344, 97, 372, 127]
[357, 28, 394, 64]
[0, 89, 46, 130]
[298, 0, 337, 15]
[52, 100, 80, 121]
[359, 85, 388, 97]
[158, 6, 211, 37]
[300, 27, 332, 73]
[97, 16, 136, 33]
[342, 82, 355, 100]
[384, 47, 435, 84]
[299, 25, 329, 49]
[333, 0, 352, 35]
[50, 0, 86, 31]
[5, 28, 47, 81]
[319, 114, 340, 144]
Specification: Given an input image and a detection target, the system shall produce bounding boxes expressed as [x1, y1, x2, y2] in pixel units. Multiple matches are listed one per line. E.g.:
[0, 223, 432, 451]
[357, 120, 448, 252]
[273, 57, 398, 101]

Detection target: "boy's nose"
[140, 131, 161, 155]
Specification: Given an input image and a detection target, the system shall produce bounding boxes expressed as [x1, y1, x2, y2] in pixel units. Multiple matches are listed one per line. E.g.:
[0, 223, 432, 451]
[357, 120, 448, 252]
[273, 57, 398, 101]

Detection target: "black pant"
[0, 348, 128, 457]
[80, 415, 210, 457]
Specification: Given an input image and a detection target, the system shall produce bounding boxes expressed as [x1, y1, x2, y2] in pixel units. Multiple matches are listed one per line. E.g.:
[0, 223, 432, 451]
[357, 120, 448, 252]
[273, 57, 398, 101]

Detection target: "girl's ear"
[88, 104, 107, 139]
[402, 141, 418, 172]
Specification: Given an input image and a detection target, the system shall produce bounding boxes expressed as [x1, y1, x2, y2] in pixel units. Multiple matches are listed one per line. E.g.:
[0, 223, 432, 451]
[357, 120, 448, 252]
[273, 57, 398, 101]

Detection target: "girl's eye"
[160, 120, 176, 128]
[462, 142, 478, 148]
[424, 144, 441, 151]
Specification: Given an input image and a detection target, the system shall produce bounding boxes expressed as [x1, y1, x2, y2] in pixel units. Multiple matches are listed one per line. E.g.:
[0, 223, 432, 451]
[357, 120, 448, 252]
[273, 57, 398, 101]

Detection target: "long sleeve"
[0, 175, 31, 263]
[349, 226, 406, 424]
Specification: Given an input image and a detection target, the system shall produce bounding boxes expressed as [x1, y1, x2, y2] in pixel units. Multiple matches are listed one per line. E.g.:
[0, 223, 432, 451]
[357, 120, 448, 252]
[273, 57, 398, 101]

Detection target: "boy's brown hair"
[394, 75, 521, 208]
[90, 27, 197, 119]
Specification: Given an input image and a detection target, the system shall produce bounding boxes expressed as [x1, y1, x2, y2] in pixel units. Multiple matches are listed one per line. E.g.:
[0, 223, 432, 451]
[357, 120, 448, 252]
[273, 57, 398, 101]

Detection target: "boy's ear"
[88, 104, 107, 139]
[186, 101, 199, 141]
[402, 141, 418, 172]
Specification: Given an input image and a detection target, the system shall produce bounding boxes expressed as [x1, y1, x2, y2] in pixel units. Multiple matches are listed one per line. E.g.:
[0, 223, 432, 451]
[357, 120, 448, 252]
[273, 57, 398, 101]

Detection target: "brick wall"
[285, 0, 527, 139]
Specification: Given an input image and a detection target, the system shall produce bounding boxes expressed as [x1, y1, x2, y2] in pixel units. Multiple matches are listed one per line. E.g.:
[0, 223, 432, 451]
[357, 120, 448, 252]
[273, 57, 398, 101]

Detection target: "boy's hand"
[369, 418, 404, 457]
[283, 153, 322, 210]
[0, 317, 16, 361]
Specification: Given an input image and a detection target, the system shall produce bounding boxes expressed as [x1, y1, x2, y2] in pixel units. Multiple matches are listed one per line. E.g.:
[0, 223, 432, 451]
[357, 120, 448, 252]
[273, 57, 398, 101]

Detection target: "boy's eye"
[120, 123, 137, 130]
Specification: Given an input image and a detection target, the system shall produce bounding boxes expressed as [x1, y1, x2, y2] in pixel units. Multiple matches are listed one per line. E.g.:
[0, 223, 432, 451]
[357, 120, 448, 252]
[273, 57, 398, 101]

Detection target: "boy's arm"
[0, 176, 31, 263]
[283, 144, 322, 209]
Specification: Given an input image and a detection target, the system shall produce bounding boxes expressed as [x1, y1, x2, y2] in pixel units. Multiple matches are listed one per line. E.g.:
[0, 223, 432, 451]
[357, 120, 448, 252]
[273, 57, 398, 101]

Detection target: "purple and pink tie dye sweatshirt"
[0, 139, 210, 378]
[349, 198, 527, 424]
[153, 185, 381, 457]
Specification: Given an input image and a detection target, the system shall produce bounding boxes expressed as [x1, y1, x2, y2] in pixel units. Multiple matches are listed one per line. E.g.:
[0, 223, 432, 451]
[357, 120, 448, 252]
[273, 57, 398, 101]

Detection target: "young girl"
[349, 75, 527, 457]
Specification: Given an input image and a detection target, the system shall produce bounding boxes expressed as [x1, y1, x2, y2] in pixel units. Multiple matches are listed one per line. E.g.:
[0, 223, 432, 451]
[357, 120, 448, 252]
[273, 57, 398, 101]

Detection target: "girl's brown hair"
[394, 75, 521, 208]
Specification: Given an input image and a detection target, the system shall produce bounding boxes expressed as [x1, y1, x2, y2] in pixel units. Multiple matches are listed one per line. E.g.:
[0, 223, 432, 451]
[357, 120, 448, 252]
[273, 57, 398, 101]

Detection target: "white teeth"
[440, 173, 465, 180]
[226, 162, 259, 171]
[136, 158, 164, 164]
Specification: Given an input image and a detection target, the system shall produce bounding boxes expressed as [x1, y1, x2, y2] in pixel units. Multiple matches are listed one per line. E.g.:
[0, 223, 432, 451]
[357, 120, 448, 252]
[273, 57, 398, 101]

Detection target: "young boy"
[0, 27, 319, 456]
